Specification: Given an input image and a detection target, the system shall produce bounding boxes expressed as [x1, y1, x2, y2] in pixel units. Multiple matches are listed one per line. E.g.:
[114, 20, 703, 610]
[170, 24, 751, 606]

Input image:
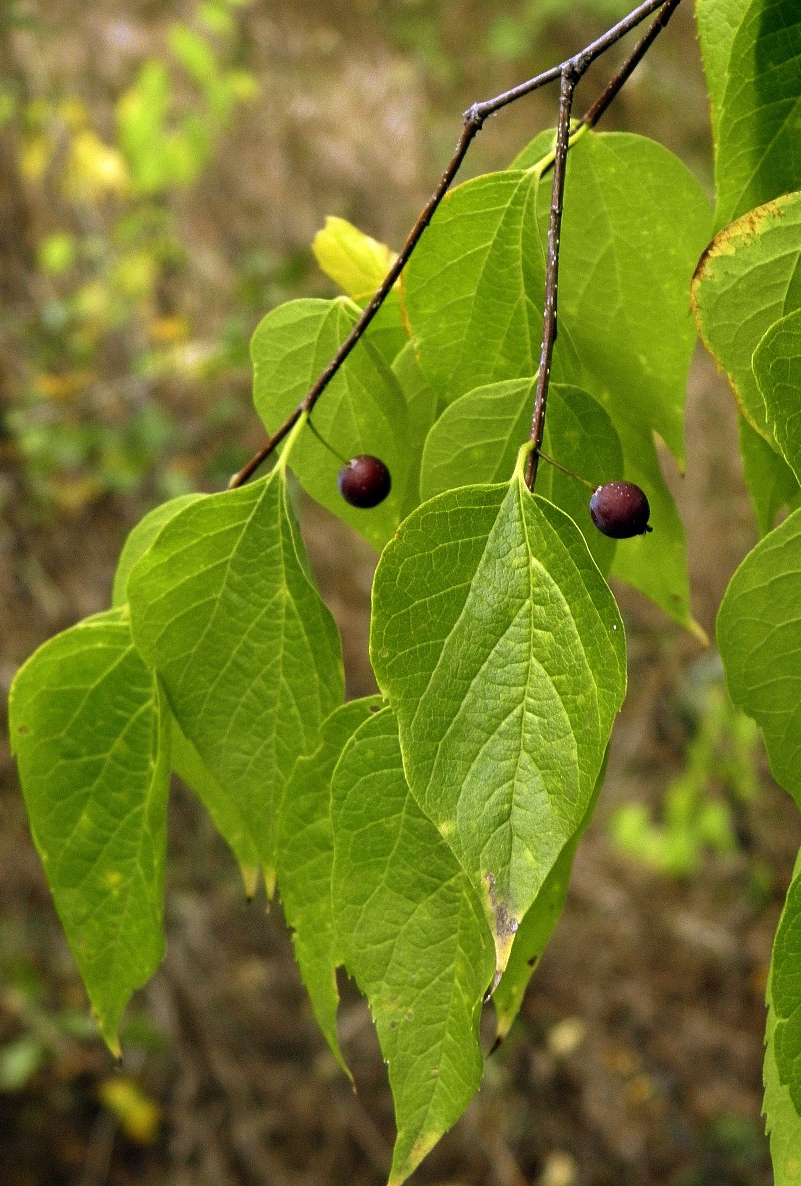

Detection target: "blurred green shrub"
[609, 662, 761, 878]
[5, 0, 258, 515]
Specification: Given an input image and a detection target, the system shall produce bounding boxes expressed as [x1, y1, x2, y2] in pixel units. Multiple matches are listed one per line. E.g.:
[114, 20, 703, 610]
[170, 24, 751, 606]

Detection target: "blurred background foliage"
[0, 2, 794, 1184]
[1, 0, 264, 515]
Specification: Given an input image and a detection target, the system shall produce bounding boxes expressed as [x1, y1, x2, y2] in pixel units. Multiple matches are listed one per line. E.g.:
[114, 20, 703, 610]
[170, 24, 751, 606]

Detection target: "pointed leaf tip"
[9, 609, 170, 1052]
[371, 479, 625, 955]
[332, 709, 494, 1184]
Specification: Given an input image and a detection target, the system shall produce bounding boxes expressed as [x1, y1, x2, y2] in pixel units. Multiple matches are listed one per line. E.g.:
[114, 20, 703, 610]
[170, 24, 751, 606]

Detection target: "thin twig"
[228, 120, 480, 488]
[229, 0, 679, 490]
[525, 0, 682, 489]
[525, 68, 576, 491]
[536, 448, 597, 491]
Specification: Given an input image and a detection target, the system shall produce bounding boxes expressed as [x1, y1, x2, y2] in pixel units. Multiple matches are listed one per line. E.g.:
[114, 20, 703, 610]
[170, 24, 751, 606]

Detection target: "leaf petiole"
[278, 409, 310, 475]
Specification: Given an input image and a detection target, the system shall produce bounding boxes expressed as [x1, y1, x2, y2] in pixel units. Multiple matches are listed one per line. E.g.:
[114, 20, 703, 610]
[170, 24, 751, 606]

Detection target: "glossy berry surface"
[589, 481, 652, 539]
[337, 455, 392, 509]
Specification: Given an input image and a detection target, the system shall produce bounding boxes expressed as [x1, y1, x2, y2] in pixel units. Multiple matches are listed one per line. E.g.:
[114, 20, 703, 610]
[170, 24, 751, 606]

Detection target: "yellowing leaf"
[312, 216, 397, 303]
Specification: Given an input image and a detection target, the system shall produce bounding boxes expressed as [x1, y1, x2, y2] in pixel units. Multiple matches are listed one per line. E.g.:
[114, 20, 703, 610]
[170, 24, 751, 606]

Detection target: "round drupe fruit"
[589, 481, 652, 539]
[337, 455, 391, 509]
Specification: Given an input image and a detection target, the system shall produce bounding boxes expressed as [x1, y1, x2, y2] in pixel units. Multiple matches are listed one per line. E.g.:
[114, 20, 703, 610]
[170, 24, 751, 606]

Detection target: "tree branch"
[229, 0, 681, 490]
[525, 67, 576, 491]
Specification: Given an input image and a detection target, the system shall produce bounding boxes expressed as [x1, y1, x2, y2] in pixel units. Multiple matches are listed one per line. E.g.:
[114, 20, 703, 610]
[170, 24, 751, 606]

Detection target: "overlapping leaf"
[509, 130, 712, 463]
[113, 498, 265, 894]
[419, 379, 622, 574]
[170, 720, 260, 899]
[772, 861, 801, 1116]
[492, 748, 607, 1044]
[738, 414, 801, 537]
[529, 131, 709, 630]
[699, 0, 801, 228]
[765, 986, 801, 1185]
[392, 341, 439, 518]
[112, 494, 204, 608]
[313, 215, 397, 303]
[331, 708, 494, 1186]
[401, 169, 548, 403]
[9, 609, 170, 1054]
[251, 298, 409, 549]
[276, 697, 381, 1071]
[692, 191, 801, 445]
[608, 420, 705, 642]
[766, 847, 801, 1182]
[403, 130, 708, 630]
[753, 310, 801, 481]
[718, 506, 801, 807]
[128, 467, 344, 892]
[371, 471, 626, 974]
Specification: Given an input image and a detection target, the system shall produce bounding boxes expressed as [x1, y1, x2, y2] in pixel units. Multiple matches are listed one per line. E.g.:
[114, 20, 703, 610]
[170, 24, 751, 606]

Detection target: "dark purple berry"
[589, 481, 652, 539]
[337, 455, 391, 509]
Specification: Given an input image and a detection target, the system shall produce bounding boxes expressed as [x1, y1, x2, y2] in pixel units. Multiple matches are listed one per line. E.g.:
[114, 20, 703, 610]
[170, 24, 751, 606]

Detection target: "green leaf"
[170, 718, 260, 899]
[609, 420, 705, 643]
[9, 609, 170, 1054]
[717, 506, 801, 808]
[772, 861, 801, 1115]
[112, 496, 272, 895]
[362, 300, 408, 367]
[765, 848, 801, 1183]
[405, 131, 710, 463]
[251, 298, 409, 550]
[112, 494, 203, 608]
[739, 413, 801, 537]
[392, 341, 439, 518]
[753, 310, 801, 482]
[331, 707, 495, 1186]
[370, 471, 626, 974]
[404, 130, 709, 631]
[695, 0, 751, 141]
[766, 991, 801, 1184]
[550, 132, 710, 628]
[128, 467, 344, 891]
[536, 132, 711, 465]
[401, 168, 549, 404]
[692, 191, 801, 445]
[276, 696, 381, 1073]
[492, 747, 607, 1045]
[420, 379, 621, 574]
[711, 0, 801, 228]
